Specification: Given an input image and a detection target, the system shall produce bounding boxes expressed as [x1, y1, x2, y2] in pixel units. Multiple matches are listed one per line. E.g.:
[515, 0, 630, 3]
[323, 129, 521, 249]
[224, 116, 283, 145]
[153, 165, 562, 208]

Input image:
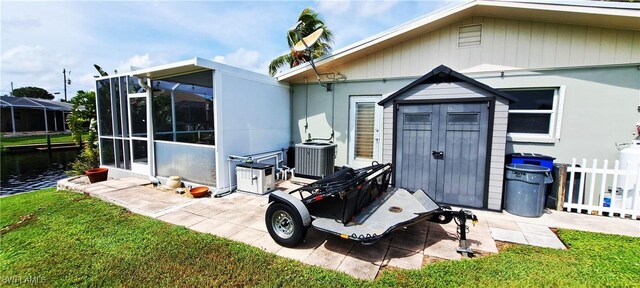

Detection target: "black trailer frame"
[266, 163, 478, 256]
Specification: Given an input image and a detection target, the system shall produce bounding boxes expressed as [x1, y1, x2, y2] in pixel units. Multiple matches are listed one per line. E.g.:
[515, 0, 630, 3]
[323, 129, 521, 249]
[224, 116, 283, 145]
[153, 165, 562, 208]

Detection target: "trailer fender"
[268, 191, 311, 227]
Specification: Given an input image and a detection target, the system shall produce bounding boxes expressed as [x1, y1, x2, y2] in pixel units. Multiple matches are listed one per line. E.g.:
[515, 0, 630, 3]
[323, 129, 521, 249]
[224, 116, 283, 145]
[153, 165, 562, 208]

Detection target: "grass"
[1, 189, 639, 287]
[0, 133, 87, 147]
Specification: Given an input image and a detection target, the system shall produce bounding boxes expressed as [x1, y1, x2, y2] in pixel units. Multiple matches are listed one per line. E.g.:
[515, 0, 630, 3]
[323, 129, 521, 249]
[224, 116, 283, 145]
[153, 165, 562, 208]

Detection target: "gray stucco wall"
[291, 79, 413, 166]
[290, 65, 639, 211]
[478, 65, 640, 165]
[291, 65, 639, 169]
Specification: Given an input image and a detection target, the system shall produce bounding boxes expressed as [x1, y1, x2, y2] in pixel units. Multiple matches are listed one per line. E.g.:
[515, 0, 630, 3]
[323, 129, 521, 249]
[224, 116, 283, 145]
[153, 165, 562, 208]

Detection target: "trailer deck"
[312, 188, 439, 242]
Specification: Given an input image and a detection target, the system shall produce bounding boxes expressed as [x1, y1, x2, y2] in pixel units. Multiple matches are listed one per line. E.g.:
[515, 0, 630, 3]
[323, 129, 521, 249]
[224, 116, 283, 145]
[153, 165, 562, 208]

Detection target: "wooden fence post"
[555, 164, 568, 211]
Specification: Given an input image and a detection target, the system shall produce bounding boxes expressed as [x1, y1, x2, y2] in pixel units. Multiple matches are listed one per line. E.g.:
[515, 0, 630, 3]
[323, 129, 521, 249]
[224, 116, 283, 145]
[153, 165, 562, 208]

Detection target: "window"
[129, 97, 147, 138]
[96, 79, 113, 136]
[448, 113, 479, 124]
[404, 113, 430, 124]
[355, 103, 375, 159]
[151, 72, 214, 145]
[502, 88, 562, 142]
[127, 76, 147, 94]
[97, 76, 132, 168]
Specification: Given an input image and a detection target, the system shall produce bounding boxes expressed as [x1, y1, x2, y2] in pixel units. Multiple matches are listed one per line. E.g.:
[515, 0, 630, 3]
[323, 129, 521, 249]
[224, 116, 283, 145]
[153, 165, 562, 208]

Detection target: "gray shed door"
[396, 102, 489, 208]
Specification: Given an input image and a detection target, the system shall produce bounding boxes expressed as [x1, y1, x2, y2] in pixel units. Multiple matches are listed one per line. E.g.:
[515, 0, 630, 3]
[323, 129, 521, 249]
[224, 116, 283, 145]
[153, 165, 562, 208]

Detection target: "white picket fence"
[565, 158, 640, 219]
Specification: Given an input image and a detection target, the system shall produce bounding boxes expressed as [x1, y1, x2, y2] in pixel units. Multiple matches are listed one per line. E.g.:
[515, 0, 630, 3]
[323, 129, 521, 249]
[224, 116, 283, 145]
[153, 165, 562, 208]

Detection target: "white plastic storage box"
[236, 163, 275, 194]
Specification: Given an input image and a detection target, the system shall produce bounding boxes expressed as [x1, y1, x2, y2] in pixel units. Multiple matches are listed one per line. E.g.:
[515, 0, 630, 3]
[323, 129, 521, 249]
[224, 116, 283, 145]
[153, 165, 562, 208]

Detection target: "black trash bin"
[546, 163, 581, 209]
[505, 164, 554, 217]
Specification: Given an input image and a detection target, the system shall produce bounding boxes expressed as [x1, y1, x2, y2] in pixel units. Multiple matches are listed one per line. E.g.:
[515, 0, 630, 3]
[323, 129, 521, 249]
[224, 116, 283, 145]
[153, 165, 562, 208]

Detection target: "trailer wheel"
[266, 202, 308, 247]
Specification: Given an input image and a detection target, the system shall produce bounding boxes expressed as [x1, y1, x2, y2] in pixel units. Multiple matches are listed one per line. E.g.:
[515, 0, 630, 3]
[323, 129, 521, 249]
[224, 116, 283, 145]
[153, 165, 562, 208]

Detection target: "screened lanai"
[94, 57, 290, 193]
[0, 96, 71, 134]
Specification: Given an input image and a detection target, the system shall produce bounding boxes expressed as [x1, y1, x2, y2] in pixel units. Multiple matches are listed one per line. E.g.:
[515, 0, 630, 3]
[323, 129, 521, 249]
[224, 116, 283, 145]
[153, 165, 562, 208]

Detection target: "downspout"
[330, 78, 336, 142]
[304, 78, 309, 141]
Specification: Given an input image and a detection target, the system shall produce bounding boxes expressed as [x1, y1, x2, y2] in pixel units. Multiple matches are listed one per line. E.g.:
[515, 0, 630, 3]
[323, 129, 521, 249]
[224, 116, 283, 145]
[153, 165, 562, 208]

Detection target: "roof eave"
[276, 0, 478, 82]
[277, 0, 640, 83]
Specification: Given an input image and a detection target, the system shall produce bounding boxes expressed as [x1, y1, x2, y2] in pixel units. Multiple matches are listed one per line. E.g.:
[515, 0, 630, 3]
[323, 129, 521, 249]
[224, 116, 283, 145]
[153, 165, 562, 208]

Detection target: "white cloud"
[117, 53, 166, 73]
[213, 48, 262, 73]
[316, 0, 351, 15]
[1, 17, 41, 30]
[1, 45, 47, 74]
[358, 0, 399, 17]
[0, 1, 449, 96]
[79, 73, 99, 89]
[213, 56, 225, 63]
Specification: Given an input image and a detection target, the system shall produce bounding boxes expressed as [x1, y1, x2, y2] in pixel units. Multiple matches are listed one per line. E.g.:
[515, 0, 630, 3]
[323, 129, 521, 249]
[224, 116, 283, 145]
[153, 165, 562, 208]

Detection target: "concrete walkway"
[58, 177, 639, 280]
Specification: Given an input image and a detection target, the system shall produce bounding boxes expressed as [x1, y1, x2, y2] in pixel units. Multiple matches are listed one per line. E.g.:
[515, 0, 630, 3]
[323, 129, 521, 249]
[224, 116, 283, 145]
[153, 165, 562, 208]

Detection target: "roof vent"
[458, 24, 482, 48]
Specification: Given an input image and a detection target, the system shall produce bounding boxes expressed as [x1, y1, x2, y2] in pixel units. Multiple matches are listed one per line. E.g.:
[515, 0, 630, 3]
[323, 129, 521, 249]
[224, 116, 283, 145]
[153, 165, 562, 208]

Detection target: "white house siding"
[380, 81, 508, 210]
[331, 16, 640, 81]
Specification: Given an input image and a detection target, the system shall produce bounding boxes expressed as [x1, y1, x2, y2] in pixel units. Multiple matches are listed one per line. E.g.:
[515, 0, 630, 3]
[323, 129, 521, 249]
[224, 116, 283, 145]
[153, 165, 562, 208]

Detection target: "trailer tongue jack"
[265, 163, 479, 257]
[454, 209, 479, 257]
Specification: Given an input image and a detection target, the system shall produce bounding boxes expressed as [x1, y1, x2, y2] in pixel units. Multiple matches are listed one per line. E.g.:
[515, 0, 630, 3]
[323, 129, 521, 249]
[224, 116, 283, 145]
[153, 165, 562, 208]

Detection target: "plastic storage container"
[505, 164, 554, 217]
[507, 153, 555, 170]
[236, 163, 275, 195]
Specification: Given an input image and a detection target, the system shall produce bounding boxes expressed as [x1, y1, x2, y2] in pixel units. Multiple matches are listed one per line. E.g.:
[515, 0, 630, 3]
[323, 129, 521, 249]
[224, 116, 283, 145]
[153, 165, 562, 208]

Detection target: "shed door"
[396, 102, 489, 208]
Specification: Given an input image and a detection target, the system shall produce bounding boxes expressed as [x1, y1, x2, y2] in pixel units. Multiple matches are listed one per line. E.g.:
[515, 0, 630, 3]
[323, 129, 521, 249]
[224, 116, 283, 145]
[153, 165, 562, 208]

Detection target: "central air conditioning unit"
[236, 162, 275, 195]
[294, 142, 337, 178]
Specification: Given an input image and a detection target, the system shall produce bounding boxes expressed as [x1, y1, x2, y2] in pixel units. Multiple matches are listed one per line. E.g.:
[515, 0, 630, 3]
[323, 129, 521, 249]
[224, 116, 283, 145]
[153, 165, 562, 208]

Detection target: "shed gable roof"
[377, 64, 518, 105]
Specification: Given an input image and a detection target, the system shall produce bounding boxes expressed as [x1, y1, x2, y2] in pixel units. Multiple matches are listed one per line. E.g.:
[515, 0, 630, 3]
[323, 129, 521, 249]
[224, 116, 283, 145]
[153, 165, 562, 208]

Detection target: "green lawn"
[1, 189, 638, 287]
[0, 133, 86, 147]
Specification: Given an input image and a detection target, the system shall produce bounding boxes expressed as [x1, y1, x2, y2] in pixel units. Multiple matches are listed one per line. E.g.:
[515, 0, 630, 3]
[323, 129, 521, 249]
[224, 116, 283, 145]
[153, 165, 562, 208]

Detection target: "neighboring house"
[0, 96, 71, 134]
[276, 0, 640, 210]
[93, 58, 289, 192]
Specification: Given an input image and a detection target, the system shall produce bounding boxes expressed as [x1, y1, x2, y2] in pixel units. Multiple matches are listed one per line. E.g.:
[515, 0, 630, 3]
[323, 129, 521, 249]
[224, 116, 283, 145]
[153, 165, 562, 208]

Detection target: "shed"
[94, 58, 290, 193]
[378, 65, 516, 210]
[0, 96, 71, 134]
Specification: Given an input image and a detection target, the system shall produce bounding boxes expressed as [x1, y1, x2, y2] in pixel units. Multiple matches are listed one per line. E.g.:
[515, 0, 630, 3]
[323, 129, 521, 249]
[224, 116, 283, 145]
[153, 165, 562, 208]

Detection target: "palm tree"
[268, 8, 334, 76]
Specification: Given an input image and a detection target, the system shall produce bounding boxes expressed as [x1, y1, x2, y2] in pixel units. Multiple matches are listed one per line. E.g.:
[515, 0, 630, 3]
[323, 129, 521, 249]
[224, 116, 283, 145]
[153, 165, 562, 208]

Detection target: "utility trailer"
[265, 163, 479, 257]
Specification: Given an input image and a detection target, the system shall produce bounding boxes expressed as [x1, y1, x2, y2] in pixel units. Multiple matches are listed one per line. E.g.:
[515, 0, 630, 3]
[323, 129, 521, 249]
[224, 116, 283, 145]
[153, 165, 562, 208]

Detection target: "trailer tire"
[266, 202, 308, 247]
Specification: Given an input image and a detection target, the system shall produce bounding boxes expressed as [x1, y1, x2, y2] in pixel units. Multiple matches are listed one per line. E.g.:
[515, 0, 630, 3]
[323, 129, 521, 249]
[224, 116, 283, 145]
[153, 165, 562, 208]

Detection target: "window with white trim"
[501, 88, 562, 141]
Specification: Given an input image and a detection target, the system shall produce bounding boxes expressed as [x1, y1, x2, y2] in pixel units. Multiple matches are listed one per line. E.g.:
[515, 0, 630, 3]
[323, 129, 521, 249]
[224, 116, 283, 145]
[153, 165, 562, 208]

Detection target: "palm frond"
[269, 7, 334, 75]
[268, 53, 294, 76]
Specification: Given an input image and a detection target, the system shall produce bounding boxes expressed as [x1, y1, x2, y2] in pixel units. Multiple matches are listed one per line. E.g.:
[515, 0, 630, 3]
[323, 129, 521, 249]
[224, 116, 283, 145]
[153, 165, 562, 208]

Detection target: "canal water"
[1, 149, 80, 196]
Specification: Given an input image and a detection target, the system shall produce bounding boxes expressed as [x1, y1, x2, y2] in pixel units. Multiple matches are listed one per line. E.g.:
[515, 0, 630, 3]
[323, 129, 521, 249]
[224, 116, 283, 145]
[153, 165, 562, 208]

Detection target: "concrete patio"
[58, 176, 639, 280]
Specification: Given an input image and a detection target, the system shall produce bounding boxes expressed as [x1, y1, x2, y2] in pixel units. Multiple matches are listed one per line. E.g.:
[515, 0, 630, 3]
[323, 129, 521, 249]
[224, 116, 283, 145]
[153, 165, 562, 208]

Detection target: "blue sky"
[1, 0, 458, 100]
